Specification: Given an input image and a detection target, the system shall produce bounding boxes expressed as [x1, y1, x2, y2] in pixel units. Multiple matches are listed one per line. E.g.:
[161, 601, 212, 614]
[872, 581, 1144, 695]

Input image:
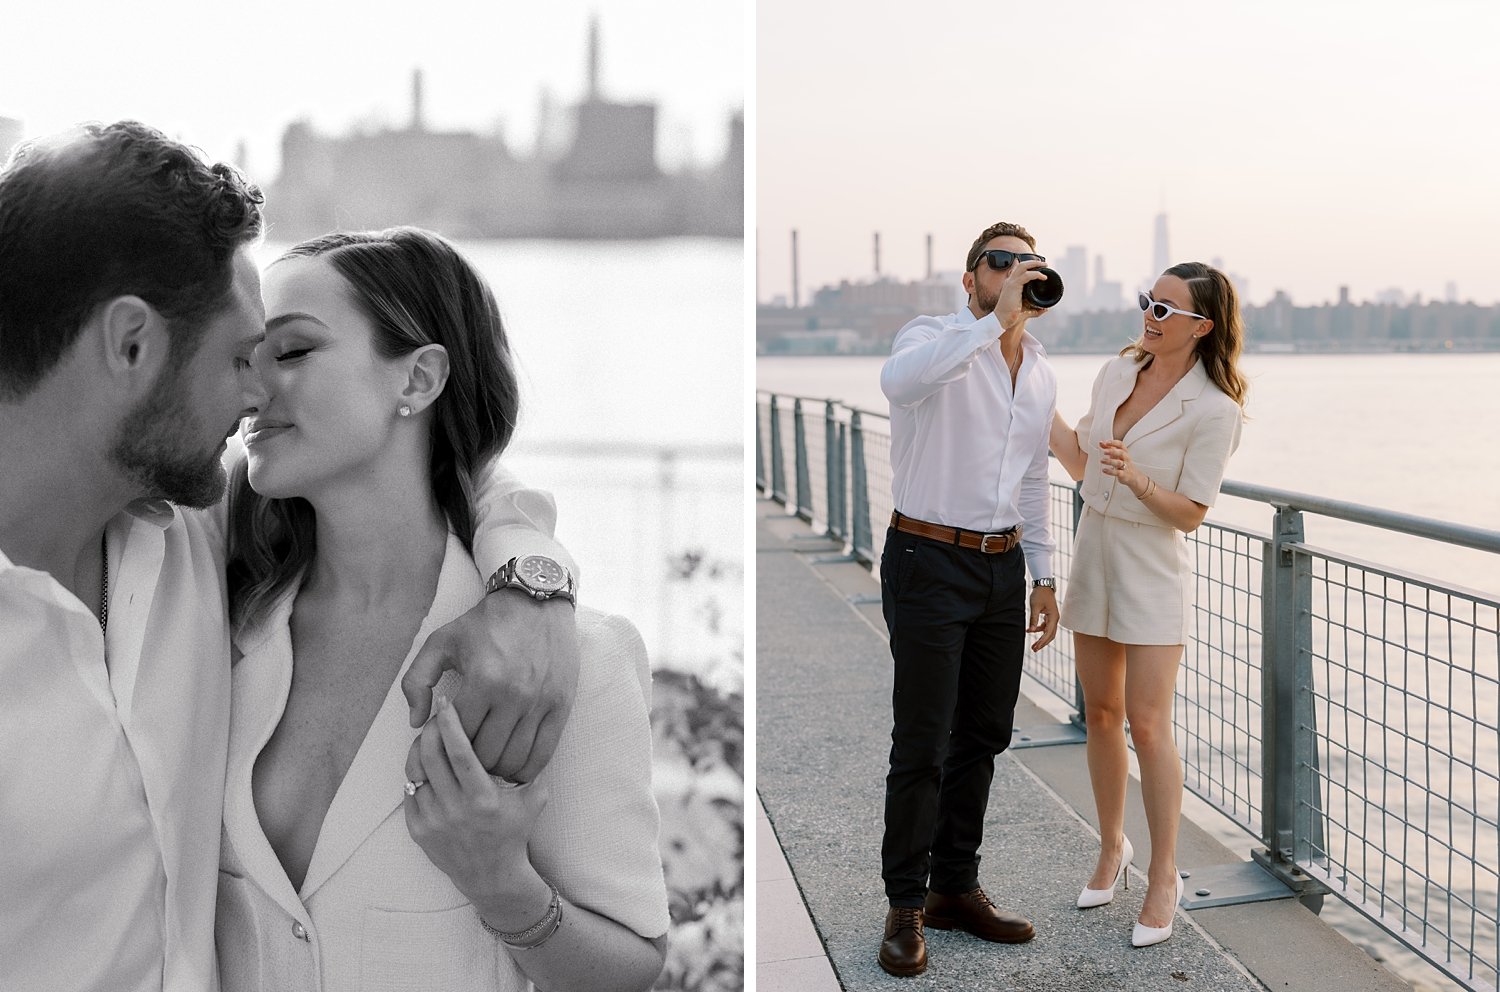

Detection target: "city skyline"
[758, 216, 1472, 312]
[758, 0, 1500, 307]
[1, 1, 743, 182]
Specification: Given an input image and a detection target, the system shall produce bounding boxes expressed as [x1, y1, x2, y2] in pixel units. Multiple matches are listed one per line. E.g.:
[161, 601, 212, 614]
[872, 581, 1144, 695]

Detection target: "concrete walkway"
[755, 499, 1411, 992]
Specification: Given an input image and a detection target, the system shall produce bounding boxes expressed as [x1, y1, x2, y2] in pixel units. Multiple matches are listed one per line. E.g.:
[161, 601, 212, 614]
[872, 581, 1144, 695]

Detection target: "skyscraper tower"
[587, 14, 601, 101]
[791, 229, 801, 309]
[1153, 212, 1170, 279]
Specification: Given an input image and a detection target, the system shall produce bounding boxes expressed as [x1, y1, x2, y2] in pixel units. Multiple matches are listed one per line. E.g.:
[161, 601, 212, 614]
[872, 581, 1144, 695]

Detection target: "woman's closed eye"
[275, 347, 312, 363]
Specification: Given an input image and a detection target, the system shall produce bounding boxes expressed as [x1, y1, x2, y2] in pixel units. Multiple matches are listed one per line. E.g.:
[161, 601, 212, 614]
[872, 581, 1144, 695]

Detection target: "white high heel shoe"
[1076, 835, 1134, 909]
[1131, 871, 1185, 947]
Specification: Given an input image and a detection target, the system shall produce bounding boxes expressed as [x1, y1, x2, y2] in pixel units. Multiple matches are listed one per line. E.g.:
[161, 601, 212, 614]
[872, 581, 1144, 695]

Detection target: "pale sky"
[1, 0, 744, 182]
[757, 0, 1500, 306]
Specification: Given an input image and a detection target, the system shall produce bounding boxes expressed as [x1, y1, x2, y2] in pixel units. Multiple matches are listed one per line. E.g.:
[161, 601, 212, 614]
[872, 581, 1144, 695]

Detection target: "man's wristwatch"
[1032, 577, 1057, 590]
[486, 555, 577, 607]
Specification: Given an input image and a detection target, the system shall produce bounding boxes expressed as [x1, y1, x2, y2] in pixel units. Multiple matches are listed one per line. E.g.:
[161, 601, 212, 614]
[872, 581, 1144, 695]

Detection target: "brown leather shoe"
[878, 906, 927, 976]
[923, 887, 1035, 944]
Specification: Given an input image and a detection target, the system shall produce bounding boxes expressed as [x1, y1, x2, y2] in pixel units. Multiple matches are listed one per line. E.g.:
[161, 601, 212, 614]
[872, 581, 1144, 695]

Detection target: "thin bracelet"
[480, 886, 564, 949]
[1138, 478, 1157, 501]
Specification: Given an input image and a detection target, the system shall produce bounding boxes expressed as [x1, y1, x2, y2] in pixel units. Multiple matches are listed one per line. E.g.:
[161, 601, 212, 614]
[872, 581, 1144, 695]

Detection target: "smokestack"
[874, 232, 881, 278]
[411, 68, 425, 131]
[791, 229, 801, 310]
[926, 234, 933, 279]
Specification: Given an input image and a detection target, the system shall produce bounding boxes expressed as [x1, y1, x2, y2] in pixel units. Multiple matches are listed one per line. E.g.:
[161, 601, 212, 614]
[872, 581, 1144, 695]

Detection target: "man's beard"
[110, 374, 228, 509]
[974, 282, 1000, 315]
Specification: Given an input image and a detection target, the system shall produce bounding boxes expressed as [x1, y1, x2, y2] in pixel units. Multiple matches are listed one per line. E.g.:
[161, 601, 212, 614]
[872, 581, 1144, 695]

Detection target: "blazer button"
[292, 921, 309, 941]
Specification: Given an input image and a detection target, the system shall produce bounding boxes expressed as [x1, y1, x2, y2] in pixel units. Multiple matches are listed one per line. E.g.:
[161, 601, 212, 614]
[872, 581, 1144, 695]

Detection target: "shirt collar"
[123, 498, 179, 530]
[0, 498, 177, 573]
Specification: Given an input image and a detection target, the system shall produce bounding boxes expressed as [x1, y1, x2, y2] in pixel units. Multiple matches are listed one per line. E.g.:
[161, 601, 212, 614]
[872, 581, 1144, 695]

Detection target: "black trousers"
[879, 525, 1027, 907]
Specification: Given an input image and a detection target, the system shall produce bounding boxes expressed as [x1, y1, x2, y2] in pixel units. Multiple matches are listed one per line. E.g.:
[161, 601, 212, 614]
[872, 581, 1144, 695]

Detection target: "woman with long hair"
[217, 228, 668, 990]
[1049, 261, 1247, 947]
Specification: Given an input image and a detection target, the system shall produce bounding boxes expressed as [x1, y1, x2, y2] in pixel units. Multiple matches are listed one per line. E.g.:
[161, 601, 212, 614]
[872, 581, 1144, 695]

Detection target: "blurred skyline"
[1, 0, 744, 181]
[757, 0, 1500, 307]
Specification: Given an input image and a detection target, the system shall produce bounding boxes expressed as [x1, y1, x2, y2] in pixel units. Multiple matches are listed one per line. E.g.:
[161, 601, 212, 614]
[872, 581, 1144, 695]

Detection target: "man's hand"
[995, 258, 1051, 333]
[1027, 585, 1060, 652]
[402, 592, 581, 783]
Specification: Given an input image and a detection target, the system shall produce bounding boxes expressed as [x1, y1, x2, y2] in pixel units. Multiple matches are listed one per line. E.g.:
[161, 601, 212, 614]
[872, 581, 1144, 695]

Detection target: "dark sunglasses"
[973, 249, 1045, 272]
[1137, 291, 1208, 322]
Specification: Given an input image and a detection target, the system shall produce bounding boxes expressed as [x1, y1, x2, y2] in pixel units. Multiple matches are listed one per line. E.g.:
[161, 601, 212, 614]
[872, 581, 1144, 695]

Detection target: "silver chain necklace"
[99, 534, 108, 634]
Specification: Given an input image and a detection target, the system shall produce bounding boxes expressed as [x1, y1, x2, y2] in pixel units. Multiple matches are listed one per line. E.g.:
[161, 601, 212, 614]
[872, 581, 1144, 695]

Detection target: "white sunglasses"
[1138, 291, 1207, 322]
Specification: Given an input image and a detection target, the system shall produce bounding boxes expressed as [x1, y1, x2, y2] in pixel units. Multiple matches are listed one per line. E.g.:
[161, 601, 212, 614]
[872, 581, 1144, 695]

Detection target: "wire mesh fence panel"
[797, 400, 830, 532]
[1024, 479, 1083, 709]
[1297, 548, 1500, 991]
[852, 409, 896, 567]
[774, 401, 798, 510]
[1180, 523, 1269, 837]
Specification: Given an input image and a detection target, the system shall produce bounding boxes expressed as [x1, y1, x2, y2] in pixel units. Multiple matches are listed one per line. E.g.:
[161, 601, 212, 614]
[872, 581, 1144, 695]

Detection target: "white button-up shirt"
[1, 499, 230, 992]
[880, 306, 1057, 580]
[0, 467, 569, 992]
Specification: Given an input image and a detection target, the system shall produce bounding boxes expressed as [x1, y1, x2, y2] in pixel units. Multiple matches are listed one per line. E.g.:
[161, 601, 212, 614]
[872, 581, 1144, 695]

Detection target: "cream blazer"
[1074, 355, 1243, 525]
[216, 534, 669, 992]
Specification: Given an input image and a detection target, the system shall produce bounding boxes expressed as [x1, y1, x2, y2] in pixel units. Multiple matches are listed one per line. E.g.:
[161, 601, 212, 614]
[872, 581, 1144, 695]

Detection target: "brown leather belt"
[890, 511, 1022, 554]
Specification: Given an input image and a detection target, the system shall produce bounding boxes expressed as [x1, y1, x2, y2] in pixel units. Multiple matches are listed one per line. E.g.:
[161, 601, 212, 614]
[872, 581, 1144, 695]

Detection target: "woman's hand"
[404, 694, 549, 912]
[1098, 439, 1147, 497]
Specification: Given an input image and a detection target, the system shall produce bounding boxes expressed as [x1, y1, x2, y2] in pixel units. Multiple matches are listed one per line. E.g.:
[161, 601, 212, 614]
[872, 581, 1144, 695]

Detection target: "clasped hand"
[401, 592, 581, 783]
[1098, 440, 1145, 495]
[403, 694, 547, 909]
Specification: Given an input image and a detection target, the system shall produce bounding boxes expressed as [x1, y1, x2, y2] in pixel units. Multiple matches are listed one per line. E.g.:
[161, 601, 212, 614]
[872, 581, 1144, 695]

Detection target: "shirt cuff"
[1023, 550, 1053, 583]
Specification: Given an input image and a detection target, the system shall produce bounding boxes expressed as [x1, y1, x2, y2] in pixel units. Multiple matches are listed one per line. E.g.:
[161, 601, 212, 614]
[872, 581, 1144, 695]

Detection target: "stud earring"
[398, 404, 412, 417]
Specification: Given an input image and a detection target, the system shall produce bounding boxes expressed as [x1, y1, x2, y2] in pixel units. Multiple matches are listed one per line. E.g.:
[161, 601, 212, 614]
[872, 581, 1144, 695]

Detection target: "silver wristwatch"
[486, 555, 576, 606]
[1032, 577, 1057, 590]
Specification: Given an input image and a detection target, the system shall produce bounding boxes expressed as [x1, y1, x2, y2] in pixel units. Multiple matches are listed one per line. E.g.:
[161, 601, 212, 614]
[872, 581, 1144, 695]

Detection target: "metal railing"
[756, 389, 1500, 992]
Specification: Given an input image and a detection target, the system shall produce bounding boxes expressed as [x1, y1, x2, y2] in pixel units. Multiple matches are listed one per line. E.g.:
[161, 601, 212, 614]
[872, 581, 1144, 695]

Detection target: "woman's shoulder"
[576, 606, 646, 651]
[1098, 352, 1142, 379]
[574, 607, 652, 702]
[1193, 374, 1243, 419]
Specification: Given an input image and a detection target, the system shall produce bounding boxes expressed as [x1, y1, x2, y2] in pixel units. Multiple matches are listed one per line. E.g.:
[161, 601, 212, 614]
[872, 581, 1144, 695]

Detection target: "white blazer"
[216, 534, 670, 992]
[1074, 354, 1243, 525]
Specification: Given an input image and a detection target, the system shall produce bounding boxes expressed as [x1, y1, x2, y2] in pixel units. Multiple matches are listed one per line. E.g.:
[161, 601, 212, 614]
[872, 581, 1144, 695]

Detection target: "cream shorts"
[1060, 506, 1192, 646]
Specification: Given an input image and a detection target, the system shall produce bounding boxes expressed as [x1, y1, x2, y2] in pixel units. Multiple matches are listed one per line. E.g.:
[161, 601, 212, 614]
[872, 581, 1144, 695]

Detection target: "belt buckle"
[980, 532, 1010, 554]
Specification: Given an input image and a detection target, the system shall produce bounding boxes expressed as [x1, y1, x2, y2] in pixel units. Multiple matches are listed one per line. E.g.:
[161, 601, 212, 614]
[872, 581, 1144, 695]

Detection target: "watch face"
[517, 555, 567, 592]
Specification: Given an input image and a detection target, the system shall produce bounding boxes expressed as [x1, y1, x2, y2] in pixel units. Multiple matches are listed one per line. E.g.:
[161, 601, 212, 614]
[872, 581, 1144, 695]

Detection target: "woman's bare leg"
[1124, 643, 1185, 927]
[1074, 631, 1130, 889]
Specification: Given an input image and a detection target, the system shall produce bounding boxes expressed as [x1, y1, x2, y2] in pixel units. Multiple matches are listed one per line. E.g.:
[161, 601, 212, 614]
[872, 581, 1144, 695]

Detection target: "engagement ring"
[403, 779, 426, 797]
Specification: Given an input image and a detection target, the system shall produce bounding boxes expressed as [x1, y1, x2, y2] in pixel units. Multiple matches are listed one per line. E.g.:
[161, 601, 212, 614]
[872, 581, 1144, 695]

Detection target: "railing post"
[1255, 504, 1323, 901]
[1070, 482, 1088, 730]
[793, 398, 813, 522]
[768, 395, 787, 506]
[849, 410, 874, 566]
[834, 420, 848, 542]
[824, 401, 839, 538]
[755, 397, 767, 492]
